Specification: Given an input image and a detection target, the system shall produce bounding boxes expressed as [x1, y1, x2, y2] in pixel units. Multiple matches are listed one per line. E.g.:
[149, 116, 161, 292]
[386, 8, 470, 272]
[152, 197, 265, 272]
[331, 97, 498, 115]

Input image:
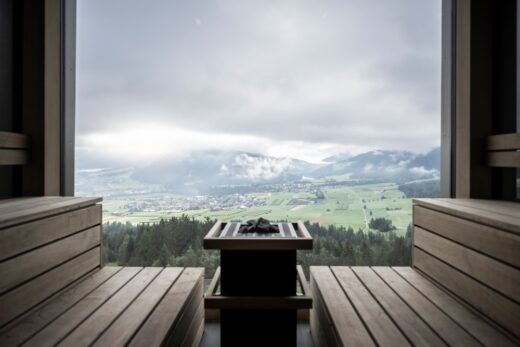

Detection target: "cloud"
[76, 123, 365, 164]
[410, 166, 439, 175]
[232, 154, 295, 180]
[76, 0, 441, 161]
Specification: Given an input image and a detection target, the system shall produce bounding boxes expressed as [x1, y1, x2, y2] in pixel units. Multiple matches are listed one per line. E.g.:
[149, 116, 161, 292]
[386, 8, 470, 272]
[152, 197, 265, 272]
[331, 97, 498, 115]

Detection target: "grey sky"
[76, 0, 441, 163]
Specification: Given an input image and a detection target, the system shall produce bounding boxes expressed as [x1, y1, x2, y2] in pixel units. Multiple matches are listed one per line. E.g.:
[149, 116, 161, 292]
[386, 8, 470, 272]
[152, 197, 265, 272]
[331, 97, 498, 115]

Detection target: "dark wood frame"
[204, 266, 312, 310]
[60, 0, 77, 196]
[441, 0, 455, 198]
[0, 0, 76, 198]
[448, 0, 519, 200]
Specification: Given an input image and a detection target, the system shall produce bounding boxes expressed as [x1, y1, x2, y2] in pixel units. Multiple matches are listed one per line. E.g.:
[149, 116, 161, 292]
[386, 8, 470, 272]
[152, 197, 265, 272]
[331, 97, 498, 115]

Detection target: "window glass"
[76, 0, 441, 275]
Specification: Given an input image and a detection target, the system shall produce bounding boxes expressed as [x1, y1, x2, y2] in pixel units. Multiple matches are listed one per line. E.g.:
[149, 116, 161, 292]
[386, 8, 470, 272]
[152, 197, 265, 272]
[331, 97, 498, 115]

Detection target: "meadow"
[102, 182, 413, 235]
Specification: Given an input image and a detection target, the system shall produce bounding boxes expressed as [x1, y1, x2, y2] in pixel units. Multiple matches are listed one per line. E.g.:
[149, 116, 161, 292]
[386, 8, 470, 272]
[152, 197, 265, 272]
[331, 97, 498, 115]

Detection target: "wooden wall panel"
[0, 247, 100, 327]
[414, 205, 520, 267]
[413, 248, 520, 337]
[0, 226, 100, 294]
[0, 197, 102, 328]
[413, 198, 520, 338]
[414, 227, 519, 301]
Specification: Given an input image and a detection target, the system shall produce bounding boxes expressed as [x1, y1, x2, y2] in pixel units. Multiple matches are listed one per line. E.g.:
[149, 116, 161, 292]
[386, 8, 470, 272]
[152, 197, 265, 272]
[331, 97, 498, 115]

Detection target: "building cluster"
[120, 193, 266, 214]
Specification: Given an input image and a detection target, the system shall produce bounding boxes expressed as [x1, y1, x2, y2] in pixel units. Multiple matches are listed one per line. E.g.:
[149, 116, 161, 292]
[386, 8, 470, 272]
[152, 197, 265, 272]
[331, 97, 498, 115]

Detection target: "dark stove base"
[221, 309, 297, 347]
[220, 250, 296, 296]
[219, 248, 298, 346]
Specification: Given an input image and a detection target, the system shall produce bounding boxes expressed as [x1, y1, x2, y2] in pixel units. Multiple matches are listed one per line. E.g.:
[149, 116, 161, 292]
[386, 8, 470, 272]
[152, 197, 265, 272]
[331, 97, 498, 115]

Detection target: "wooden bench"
[310, 198, 519, 347]
[0, 197, 204, 347]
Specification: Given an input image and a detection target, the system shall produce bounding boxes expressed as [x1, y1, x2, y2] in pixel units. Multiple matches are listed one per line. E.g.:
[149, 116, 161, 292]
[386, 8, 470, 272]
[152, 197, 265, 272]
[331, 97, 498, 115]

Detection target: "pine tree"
[117, 234, 130, 265]
[158, 243, 171, 266]
[360, 241, 373, 265]
[342, 240, 356, 265]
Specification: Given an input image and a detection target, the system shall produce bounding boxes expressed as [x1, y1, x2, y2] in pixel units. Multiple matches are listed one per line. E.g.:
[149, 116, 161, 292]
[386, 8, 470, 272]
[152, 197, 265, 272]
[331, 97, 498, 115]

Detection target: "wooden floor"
[0, 267, 204, 347]
[311, 266, 517, 347]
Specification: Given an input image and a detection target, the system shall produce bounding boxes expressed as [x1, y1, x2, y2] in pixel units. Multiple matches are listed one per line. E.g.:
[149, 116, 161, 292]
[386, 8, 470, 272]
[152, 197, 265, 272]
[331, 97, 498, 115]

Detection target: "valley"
[96, 181, 427, 235]
[76, 147, 440, 235]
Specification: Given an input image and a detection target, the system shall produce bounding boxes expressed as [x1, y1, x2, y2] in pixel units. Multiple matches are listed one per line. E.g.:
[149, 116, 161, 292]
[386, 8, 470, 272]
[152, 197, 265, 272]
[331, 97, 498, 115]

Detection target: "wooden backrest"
[412, 198, 520, 338]
[0, 197, 102, 328]
[485, 133, 520, 167]
[0, 132, 30, 166]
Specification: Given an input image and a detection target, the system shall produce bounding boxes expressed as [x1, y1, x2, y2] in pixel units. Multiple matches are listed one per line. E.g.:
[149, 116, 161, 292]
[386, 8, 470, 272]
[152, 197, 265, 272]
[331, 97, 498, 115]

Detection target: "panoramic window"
[76, 0, 441, 274]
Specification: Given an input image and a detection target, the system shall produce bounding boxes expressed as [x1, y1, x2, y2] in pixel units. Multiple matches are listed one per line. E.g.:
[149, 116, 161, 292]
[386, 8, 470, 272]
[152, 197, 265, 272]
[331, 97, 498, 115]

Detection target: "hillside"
[311, 148, 440, 183]
[76, 147, 440, 195]
[132, 151, 321, 194]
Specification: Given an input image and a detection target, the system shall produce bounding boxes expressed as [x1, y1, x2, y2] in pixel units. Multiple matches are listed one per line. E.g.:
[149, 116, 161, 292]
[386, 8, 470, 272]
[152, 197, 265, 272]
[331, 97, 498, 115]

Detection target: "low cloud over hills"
[131, 151, 320, 194]
[311, 148, 440, 182]
[76, 147, 440, 195]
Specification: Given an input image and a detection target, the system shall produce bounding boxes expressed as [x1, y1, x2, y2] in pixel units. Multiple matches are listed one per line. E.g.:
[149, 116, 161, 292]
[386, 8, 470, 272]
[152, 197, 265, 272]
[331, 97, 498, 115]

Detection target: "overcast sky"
[76, 0, 441, 164]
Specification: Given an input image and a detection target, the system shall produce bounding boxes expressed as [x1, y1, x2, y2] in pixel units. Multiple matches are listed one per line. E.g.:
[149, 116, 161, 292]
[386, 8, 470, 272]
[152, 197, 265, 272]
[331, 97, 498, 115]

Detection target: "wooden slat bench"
[0, 197, 204, 347]
[310, 198, 519, 347]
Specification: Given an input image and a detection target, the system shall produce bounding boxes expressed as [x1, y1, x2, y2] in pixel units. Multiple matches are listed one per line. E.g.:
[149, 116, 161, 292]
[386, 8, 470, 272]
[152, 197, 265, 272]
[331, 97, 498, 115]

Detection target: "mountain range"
[76, 147, 440, 195]
[311, 148, 440, 182]
[131, 151, 320, 194]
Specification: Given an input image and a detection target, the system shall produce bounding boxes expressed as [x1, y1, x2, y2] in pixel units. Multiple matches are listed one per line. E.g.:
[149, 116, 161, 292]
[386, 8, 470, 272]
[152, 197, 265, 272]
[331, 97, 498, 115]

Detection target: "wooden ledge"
[413, 198, 520, 234]
[0, 197, 102, 230]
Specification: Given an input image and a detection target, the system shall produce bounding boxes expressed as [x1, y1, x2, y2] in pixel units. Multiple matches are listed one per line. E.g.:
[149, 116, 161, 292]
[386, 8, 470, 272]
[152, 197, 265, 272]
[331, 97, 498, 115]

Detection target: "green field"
[102, 182, 412, 235]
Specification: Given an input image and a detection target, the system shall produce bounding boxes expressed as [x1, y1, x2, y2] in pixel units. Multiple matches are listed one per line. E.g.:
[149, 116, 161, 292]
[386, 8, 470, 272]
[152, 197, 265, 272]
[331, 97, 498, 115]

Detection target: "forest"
[398, 179, 440, 198]
[102, 216, 412, 278]
[368, 217, 396, 232]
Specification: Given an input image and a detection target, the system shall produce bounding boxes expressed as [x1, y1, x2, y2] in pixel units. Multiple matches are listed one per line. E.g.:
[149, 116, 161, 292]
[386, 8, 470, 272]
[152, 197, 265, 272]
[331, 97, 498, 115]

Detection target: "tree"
[406, 223, 412, 239]
[158, 244, 171, 266]
[388, 237, 409, 265]
[117, 234, 133, 265]
[369, 217, 396, 232]
[103, 216, 412, 279]
[360, 241, 373, 265]
[398, 180, 440, 198]
[341, 241, 356, 265]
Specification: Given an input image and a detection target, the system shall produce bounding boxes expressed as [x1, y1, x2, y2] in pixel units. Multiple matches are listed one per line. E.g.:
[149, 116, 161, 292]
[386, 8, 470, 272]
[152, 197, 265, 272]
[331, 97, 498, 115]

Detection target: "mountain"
[76, 147, 440, 195]
[408, 147, 440, 170]
[132, 150, 321, 194]
[311, 148, 440, 183]
[321, 153, 353, 163]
